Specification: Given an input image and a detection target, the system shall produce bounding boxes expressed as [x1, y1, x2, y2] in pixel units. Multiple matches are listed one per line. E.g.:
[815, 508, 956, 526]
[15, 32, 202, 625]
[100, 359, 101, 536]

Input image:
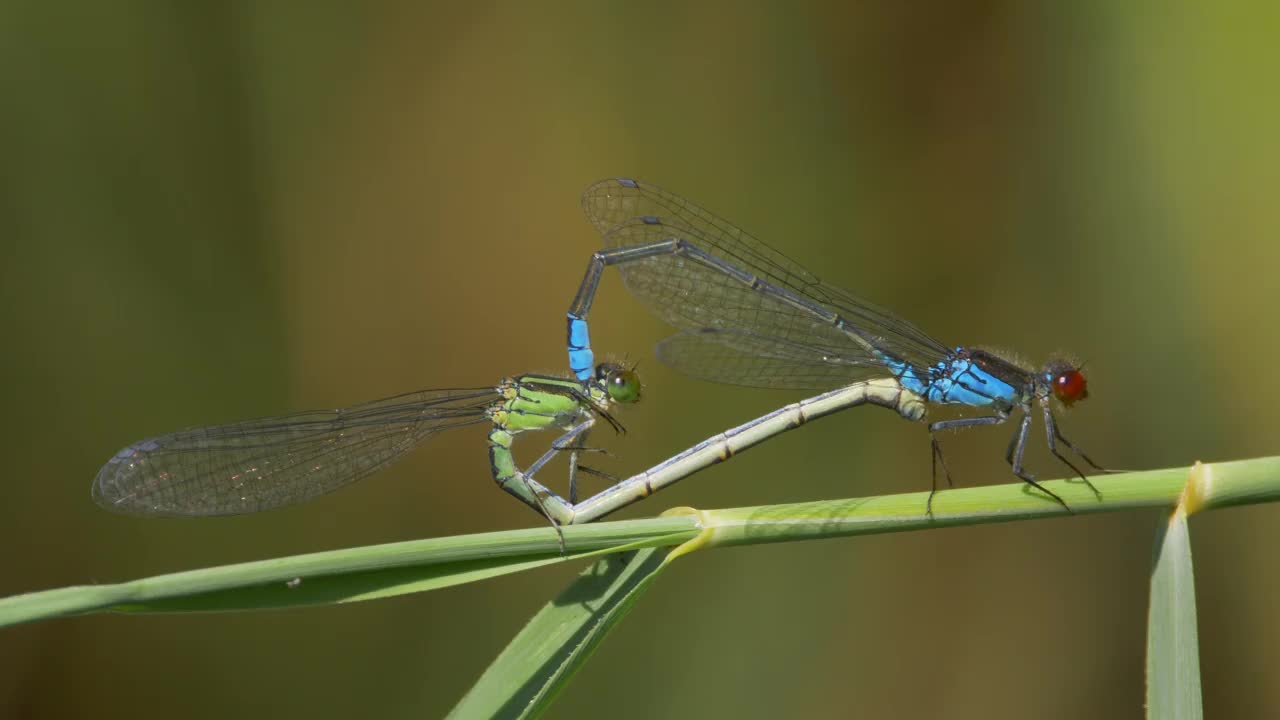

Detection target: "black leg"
[523, 420, 601, 555]
[568, 386, 625, 434]
[1006, 410, 1070, 511]
[567, 426, 592, 505]
[928, 437, 957, 517]
[558, 445, 613, 457]
[928, 414, 1011, 434]
[575, 464, 620, 485]
[927, 414, 1009, 514]
[1041, 404, 1102, 500]
[526, 419, 596, 479]
[1044, 403, 1114, 473]
[1004, 420, 1020, 465]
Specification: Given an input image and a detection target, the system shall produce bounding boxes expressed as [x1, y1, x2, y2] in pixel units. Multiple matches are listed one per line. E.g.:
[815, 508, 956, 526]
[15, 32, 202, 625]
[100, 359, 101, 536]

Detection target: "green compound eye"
[605, 368, 642, 404]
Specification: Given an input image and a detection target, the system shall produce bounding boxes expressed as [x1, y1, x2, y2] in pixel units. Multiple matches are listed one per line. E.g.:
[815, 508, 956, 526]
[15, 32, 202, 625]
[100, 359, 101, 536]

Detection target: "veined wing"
[655, 328, 892, 390]
[581, 178, 951, 375]
[93, 387, 496, 517]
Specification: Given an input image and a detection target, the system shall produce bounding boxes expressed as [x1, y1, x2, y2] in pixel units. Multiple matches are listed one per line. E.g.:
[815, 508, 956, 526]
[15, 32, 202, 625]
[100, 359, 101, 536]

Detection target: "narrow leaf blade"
[450, 547, 673, 720]
[1146, 506, 1203, 719]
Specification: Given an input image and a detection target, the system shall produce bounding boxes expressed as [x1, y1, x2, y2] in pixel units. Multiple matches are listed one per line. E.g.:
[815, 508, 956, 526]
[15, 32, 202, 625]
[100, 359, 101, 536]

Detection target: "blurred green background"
[3, 2, 1279, 718]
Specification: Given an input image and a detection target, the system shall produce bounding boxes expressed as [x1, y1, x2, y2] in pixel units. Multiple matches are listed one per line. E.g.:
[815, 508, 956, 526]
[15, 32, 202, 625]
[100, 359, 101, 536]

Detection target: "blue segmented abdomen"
[567, 314, 594, 380]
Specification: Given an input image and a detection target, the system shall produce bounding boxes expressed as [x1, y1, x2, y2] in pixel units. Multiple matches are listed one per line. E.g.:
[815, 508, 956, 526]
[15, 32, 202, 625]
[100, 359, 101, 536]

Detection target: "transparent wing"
[655, 329, 888, 390]
[582, 178, 952, 378]
[92, 387, 496, 517]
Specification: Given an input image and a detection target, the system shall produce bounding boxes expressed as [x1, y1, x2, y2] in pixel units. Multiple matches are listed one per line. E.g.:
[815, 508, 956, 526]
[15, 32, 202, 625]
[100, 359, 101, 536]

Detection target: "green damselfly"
[93, 364, 641, 536]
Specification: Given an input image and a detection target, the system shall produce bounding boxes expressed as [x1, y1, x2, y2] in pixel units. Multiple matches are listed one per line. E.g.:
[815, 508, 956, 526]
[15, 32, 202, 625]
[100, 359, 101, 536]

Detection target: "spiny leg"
[1004, 421, 1020, 465]
[574, 464, 620, 486]
[522, 418, 597, 553]
[1006, 409, 1070, 511]
[566, 426, 593, 505]
[567, 447, 579, 506]
[525, 417, 596, 478]
[1041, 400, 1114, 473]
[927, 413, 1010, 515]
[1041, 402, 1102, 500]
[558, 445, 614, 458]
[929, 438, 953, 516]
[534, 427, 615, 505]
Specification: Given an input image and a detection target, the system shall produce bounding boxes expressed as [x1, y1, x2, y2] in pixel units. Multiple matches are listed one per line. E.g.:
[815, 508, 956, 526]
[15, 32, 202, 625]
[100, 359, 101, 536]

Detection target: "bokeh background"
[3, 2, 1279, 718]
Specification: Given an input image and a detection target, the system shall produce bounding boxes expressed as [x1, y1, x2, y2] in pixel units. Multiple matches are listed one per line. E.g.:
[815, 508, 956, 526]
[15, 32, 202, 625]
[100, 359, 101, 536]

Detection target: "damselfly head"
[1044, 358, 1089, 407]
[595, 362, 642, 405]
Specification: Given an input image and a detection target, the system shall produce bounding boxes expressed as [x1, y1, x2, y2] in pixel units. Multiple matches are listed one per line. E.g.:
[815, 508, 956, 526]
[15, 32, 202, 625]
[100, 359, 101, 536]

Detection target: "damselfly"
[93, 364, 642, 538]
[565, 178, 1108, 511]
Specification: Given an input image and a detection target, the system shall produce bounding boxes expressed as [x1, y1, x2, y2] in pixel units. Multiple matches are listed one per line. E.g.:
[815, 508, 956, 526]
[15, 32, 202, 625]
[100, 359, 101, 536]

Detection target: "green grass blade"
[449, 546, 674, 720]
[5, 456, 1278, 632]
[0, 518, 699, 628]
[1146, 468, 1204, 720]
[695, 457, 1280, 549]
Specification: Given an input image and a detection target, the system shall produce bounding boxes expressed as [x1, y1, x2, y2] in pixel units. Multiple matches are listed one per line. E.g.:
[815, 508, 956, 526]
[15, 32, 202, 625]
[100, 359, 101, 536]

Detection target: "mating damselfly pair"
[93, 177, 1108, 538]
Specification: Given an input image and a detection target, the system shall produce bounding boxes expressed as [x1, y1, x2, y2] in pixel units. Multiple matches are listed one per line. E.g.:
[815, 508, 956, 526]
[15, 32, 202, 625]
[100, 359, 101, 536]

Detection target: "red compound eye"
[1052, 369, 1089, 406]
